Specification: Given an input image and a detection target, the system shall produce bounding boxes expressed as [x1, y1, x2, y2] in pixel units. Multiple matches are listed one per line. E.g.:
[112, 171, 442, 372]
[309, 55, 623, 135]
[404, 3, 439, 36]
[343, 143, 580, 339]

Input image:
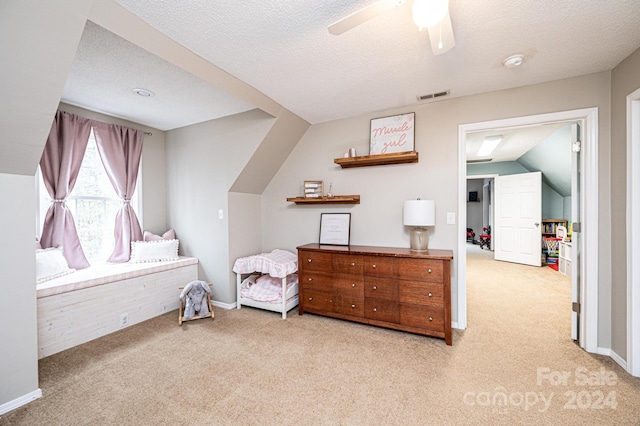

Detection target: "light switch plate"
[218, 209, 224, 220]
[447, 212, 455, 225]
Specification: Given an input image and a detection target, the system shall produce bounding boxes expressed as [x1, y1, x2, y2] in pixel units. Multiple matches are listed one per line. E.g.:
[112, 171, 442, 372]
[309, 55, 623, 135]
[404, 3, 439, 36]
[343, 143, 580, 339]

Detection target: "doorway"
[457, 108, 599, 353]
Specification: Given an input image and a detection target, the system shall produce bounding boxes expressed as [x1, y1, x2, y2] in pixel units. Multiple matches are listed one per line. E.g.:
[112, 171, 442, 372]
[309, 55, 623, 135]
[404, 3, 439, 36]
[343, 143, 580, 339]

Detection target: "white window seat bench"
[36, 257, 198, 359]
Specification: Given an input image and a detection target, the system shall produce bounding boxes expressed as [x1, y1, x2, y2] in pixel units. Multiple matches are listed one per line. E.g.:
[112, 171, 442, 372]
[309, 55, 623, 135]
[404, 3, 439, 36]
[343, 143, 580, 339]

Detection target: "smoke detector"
[503, 54, 524, 69]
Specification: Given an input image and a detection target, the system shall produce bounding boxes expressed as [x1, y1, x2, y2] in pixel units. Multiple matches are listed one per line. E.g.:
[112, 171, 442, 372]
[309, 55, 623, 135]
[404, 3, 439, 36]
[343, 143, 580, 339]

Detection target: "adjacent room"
[2, 0, 640, 424]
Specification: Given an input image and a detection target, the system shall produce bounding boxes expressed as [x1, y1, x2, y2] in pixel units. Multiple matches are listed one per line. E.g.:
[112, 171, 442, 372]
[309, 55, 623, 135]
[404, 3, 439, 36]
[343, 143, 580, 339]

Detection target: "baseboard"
[0, 388, 42, 415]
[597, 346, 628, 371]
[211, 300, 235, 310]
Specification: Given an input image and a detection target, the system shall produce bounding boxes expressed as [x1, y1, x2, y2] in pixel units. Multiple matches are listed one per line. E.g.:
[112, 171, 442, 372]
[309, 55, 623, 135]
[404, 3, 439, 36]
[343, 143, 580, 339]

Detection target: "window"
[36, 130, 141, 263]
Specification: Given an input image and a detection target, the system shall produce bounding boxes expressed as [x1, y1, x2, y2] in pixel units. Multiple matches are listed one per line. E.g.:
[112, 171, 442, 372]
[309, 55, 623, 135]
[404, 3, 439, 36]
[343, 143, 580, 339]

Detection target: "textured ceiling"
[63, 0, 640, 130]
[62, 21, 255, 131]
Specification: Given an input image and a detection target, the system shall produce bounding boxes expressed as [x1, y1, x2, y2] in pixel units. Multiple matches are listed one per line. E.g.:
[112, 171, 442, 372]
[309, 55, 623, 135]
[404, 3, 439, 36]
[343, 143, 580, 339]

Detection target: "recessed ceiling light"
[133, 88, 154, 97]
[503, 54, 525, 69]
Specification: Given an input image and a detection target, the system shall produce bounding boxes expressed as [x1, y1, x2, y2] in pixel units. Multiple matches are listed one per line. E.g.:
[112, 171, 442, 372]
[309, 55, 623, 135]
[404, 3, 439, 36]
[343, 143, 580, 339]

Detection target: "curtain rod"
[144, 131, 152, 136]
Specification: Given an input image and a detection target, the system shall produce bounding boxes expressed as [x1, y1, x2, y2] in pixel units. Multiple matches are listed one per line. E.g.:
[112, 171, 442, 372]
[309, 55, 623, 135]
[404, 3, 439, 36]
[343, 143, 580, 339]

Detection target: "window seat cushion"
[36, 256, 198, 299]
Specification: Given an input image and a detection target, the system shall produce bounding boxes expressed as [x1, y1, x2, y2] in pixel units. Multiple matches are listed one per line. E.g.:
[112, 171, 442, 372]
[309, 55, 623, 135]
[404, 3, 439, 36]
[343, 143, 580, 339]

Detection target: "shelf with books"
[541, 219, 567, 236]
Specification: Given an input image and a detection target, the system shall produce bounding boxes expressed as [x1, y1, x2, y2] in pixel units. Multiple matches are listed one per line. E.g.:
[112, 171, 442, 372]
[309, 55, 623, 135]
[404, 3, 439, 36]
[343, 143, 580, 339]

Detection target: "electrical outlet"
[120, 313, 129, 327]
[218, 209, 224, 220]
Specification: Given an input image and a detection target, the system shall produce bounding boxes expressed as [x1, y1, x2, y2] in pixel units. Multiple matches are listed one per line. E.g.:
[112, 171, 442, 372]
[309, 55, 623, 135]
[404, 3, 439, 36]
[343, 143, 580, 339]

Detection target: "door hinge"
[572, 302, 581, 314]
[572, 222, 581, 233]
[572, 140, 582, 153]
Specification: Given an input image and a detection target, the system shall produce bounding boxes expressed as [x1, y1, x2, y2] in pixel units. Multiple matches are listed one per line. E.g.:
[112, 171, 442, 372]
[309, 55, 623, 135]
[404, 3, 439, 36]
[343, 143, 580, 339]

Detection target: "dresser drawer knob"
[308, 258, 312, 263]
[351, 304, 356, 308]
[428, 268, 432, 273]
[308, 297, 313, 301]
[373, 307, 377, 312]
[308, 278, 312, 282]
[372, 264, 377, 269]
[351, 262, 355, 266]
[372, 286, 377, 290]
[428, 292, 433, 297]
[351, 283, 356, 288]
[429, 317, 433, 321]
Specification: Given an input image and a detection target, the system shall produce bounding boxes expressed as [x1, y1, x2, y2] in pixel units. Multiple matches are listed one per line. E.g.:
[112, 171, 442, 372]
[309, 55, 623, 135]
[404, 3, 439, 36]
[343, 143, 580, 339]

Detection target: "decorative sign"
[369, 112, 415, 155]
[319, 213, 351, 246]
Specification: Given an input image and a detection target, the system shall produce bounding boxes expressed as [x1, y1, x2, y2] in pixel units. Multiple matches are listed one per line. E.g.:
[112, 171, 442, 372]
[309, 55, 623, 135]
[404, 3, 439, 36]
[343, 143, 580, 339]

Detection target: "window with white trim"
[36, 130, 141, 263]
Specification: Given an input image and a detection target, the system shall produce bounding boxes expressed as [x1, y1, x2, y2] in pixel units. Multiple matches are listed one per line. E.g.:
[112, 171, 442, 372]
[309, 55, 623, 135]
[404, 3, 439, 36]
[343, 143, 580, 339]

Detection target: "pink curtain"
[92, 122, 144, 263]
[39, 111, 92, 269]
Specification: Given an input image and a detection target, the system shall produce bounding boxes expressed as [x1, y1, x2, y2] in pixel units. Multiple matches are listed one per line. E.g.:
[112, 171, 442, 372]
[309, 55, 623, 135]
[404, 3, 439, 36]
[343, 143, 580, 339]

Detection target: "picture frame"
[370, 112, 415, 155]
[319, 213, 351, 246]
[304, 180, 324, 198]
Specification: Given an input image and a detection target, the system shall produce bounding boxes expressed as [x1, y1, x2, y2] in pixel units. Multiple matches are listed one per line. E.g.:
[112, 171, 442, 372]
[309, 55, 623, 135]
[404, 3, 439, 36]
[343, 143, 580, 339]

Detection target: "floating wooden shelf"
[286, 195, 360, 205]
[334, 151, 419, 168]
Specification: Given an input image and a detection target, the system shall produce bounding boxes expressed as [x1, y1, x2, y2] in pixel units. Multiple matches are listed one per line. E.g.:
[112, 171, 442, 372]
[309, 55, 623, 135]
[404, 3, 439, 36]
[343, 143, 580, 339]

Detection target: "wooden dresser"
[297, 243, 453, 345]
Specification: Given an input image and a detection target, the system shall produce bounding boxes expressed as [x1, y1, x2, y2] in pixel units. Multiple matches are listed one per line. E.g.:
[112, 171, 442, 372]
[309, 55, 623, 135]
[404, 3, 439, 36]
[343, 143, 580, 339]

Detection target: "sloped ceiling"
[60, 0, 640, 130]
[517, 124, 572, 196]
[62, 22, 256, 131]
[467, 123, 573, 197]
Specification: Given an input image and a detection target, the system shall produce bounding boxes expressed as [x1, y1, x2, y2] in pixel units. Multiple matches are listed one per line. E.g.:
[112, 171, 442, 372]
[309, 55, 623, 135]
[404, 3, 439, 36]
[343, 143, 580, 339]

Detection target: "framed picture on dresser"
[319, 213, 351, 246]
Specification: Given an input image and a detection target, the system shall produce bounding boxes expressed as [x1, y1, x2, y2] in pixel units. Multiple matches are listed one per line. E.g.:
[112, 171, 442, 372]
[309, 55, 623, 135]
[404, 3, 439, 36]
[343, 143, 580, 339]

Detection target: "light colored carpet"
[3, 245, 640, 425]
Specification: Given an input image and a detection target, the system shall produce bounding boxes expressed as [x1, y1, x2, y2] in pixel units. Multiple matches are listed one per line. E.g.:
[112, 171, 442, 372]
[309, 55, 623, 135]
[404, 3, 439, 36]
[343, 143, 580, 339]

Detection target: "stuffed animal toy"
[179, 280, 211, 319]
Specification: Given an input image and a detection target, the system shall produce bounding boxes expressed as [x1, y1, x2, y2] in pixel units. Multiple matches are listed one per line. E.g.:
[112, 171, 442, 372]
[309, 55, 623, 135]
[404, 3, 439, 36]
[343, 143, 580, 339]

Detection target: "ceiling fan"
[328, 0, 455, 56]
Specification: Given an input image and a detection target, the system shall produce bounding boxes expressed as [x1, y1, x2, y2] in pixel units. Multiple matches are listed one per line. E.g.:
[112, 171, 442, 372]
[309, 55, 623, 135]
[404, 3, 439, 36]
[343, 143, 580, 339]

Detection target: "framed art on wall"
[319, 213, 351, 246]
[370, 112, 415, 155]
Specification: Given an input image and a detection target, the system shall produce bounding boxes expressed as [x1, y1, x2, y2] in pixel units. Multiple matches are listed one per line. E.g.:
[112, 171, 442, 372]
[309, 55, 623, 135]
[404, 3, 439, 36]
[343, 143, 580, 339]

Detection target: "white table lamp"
[403, 199, 435, 251]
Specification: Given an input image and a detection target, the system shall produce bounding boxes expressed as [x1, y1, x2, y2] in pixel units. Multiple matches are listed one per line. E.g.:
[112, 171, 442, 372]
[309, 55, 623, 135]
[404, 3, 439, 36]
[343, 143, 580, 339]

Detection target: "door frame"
[627, 87, 640, 376]
[457, 108, 599, 353]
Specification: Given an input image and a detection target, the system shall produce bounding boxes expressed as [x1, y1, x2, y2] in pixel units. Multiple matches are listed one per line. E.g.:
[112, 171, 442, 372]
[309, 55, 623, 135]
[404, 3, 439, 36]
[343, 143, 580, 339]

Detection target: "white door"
[494, 171, 542, 266]
[571, 123, 581, 342]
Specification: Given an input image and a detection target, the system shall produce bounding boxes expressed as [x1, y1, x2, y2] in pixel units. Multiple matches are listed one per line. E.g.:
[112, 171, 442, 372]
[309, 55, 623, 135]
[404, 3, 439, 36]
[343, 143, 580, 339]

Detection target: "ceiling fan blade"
[328, 0, 407, 35]
[427, 10, 455, 55]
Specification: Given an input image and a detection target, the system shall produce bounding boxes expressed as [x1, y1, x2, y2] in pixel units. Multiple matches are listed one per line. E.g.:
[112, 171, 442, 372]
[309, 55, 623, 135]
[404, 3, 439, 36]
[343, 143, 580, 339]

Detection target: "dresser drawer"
[300, 272, 333, 291]
[400, 304, 444, 331]
[365, 299, 399, 323]
[300, 251, 333, 272]
[364, 277, 398, 301]
[303, 289, 333, 312]
[364, 256, 396, 278]
[398, 258, 443, 283]
[335, 294, 364, 317]
[333, 274, 364, 297]
[398, 280, 443, 307]
[333, 255, 363, 274]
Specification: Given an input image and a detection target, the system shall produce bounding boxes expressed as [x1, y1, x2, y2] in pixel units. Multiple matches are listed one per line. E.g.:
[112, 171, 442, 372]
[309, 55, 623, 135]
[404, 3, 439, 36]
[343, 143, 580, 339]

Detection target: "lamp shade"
[403, 199, 435, 227]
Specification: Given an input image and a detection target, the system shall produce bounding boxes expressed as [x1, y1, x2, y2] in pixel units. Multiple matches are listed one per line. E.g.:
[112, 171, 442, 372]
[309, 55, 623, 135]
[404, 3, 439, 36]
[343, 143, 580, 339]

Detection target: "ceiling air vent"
[417, 90, 450, 102]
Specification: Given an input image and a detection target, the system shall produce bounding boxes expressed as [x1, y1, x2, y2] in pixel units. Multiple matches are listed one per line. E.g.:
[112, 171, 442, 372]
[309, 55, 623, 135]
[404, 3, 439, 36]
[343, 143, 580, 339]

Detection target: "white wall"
[0, 173, 39, 410]
[165, 109, 275, 304]
[228, 192, 262, 299]
[610, 46, 640, 358]
[262, 72, 612, 331]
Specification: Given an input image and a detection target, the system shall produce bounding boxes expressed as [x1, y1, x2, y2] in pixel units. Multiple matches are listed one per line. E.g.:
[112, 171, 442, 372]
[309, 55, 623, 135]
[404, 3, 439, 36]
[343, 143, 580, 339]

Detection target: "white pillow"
[130, 239, 179, 263]
[36, 247, 76, 284]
